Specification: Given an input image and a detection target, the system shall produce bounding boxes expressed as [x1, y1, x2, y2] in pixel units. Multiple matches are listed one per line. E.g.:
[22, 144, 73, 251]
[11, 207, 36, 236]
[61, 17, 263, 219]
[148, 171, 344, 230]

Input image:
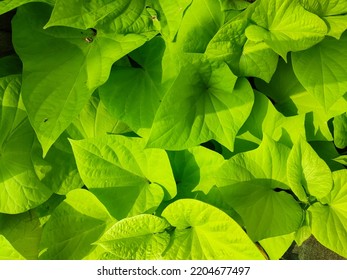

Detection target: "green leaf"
[174, 0, 224, 53]
[287, 138, 333, 203]
[309, 170, 347, 258]
[39, 189, 114, 259]
[333, 113, 347, 149]
[0, 75, 52, 214]
[99, 37, 179, 138]
[12, 3, 153, 156]
[325, 15, 347, 40]
[94, 0, 157, 36]
[0, 211, 42, 259]
[45, 0, 131, 29]
[237, 91, 306, 147]
[147, 0, 192, 41]
[97, 214, 170, 260]
[206, 13, 279, 82]
[300, 0, 347, 16]
[147, 55, 253, 151]
[292, 33, 347, 111]
[161, 199, 265, 259]
[238, 39, 278, 82]
[216, 136, 304, 241]
[0, 0, 54, 14]
[259, 233, 295, 260]
[0, 235, 25, 260]
[333, 155, 347, 166]
[220, 0, 250, 11]
[70, 135, 176, 220]
[31, 132, 83, 195]
[245, 0, 327, 60]
[168, 146, 225, 196]
[255, 56, 346, 142]
[67, 93, 130, 140]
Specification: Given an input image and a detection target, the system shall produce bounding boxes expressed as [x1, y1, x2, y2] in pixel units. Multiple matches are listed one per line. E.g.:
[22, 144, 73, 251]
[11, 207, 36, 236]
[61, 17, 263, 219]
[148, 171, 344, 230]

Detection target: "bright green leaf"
[333, 113, 347, 149]
[39, 189, 114, 259]
[147, 0, 192, 41]
[94, 0, 157, 35]
[324, 15, 347, 39]
[245, 0, 327, 60]
[45, 0, 131, 29]
[300, 0, 347, 16]
[259, 233, 295, 260]
[99, 37, 179, 138]
[161, 199, 265, 259]
[309, 170, 347, 258]
[0, 75, 52, 214]
[67, 93, 131, 140]
[206, 13, 279, 82]
[70, 135, 176, 220]
[237, 91, 306, 147]
[255, 56, 346, 142]
[0, 0, 54, 14]
[0, 235, 25, 260]
[174, 0, 224, 53]
[287, 138, 333, 203]
[333, 155, 347, 166]
[97, 214, 170, 260]
[220, 0, 250, 11]
[216, 136, 303, 241]
[12, 3, 153, 155]
[147, 55, 253, 151]
[239, 39, 278, 82]
[292, 33, 347, 111]
[168, 146, 225, 196]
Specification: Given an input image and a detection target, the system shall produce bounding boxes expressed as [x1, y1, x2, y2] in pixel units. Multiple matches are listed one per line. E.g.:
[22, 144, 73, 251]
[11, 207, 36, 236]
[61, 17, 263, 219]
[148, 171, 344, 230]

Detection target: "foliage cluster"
[0, 0, 347, 260]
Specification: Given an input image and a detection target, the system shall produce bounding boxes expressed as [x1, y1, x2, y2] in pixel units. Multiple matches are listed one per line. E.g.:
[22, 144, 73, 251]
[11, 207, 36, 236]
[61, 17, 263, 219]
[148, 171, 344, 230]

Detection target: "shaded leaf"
[216, 136, 303, 241]
[39, 189, 114, 259]
[70, 135, 176, 220]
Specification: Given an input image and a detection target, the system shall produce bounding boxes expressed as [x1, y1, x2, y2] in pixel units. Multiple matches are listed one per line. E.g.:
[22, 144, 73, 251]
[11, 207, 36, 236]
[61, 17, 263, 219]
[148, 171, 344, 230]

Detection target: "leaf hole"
[43, 118, 48, 123]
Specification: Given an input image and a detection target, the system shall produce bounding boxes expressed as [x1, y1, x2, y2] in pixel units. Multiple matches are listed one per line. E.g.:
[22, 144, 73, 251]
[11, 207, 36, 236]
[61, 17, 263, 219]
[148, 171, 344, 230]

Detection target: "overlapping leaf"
[147, 55, 253, 151]
[0, 235, 25, 260]
[161, 199, 265, 259]
[245, 0, 327, 60]
[0, 211, 42, 259]
[12, 3, 155, 156]
[333, 113, 347, 149]
[45, 0, 131, 29]
[147, 0, 192, 41]
[99, 37, 178, 138]
[287, 138, 333, 202]
[292, 33, 347, 111]
[39, 189, 114, 259]
[174, 0, 224, 53]
[309, 170, 347, 258]
[216, 136, 304, 241]
[0, 75, 52, 214]
[237, 91, 306, 147]
[0, 0, 54, 14]
[70, 135, 176, 220]
[206, 14, 279, 82]
[97, 214, 170, 260]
